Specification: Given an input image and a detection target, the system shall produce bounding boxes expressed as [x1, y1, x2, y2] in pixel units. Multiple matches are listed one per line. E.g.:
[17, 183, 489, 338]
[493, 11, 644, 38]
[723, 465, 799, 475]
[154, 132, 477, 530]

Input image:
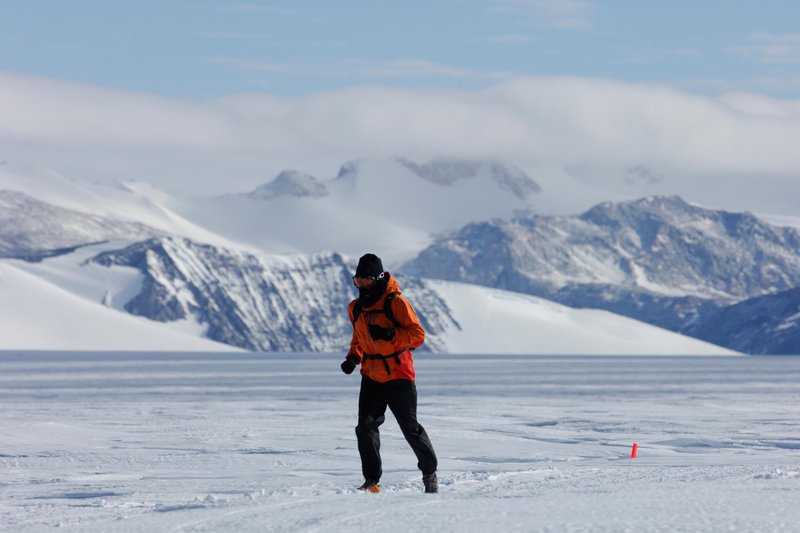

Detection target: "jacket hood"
[385, 272, 400, 294]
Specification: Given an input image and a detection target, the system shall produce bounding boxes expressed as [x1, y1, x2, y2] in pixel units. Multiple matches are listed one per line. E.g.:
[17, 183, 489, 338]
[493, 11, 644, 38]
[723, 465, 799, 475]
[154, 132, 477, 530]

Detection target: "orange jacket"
[347, 273, 425, 382]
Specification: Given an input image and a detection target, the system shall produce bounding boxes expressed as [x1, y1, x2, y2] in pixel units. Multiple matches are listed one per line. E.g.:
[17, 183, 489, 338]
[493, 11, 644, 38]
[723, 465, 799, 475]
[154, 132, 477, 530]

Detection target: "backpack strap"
[351, 291, 402, 327]
[351, 300, 362, 326]
[382, 291, 402, 328]
[363, 350, 407, 376]
[383, 292, 415, 353]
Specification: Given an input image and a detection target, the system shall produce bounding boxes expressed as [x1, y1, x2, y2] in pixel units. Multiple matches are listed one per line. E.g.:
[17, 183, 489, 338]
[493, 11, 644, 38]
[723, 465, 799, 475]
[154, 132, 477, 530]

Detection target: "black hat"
[355, 253, 384, 278]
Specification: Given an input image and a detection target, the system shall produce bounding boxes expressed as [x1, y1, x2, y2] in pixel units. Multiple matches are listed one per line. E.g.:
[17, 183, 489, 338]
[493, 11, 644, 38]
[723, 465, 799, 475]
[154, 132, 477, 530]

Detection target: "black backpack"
[351, 291, 409, 376]
[351, 291, 402, 328]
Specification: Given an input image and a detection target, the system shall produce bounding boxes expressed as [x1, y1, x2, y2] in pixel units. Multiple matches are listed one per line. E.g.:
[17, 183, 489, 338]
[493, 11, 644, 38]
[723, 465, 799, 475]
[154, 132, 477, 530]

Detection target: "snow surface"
[1, 352, 799, 532]
[426, 280, 735, 355]
[0, 261, 238, 352]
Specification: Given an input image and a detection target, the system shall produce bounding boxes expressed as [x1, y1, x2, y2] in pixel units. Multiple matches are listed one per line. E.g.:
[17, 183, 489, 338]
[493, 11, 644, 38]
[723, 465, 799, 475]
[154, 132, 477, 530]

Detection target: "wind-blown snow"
[1, 352, 798, 532]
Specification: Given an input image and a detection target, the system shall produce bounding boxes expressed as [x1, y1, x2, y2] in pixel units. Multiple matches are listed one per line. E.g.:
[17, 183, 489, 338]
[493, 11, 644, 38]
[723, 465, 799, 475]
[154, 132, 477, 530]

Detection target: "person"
[340, 253, 439, 494]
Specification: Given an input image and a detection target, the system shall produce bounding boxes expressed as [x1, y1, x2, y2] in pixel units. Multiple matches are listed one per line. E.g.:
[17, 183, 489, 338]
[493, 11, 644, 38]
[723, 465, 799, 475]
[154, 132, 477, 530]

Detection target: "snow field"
[1, 353, 799, 532]
[0, 262, 235, 352]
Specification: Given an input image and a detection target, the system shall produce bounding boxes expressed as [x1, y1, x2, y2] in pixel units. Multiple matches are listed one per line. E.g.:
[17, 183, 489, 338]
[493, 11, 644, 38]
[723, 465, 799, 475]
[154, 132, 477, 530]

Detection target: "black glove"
[340, 354, 359, 375]
[368, 325, 396, 341]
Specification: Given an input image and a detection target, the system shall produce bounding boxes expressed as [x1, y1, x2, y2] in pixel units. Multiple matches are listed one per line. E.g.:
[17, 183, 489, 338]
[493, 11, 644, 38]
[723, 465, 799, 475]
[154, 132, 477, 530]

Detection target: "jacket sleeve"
[347, 300, 363, 362]
[391, 295, 425, 350]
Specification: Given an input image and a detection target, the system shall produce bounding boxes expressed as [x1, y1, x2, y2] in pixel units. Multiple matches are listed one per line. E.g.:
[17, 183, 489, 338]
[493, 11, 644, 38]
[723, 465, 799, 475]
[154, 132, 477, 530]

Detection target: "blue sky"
[1, 1, 799, 212]
[2, 0, 799, 99]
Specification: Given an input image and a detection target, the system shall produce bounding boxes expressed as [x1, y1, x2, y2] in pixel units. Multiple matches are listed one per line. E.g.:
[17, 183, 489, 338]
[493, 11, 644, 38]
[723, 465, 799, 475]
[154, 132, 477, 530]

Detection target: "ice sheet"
[1, 352, 798, 532]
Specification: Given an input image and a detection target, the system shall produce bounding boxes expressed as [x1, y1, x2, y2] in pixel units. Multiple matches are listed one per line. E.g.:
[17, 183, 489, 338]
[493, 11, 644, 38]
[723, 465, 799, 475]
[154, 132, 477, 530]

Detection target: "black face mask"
[357, 275, 388, 308]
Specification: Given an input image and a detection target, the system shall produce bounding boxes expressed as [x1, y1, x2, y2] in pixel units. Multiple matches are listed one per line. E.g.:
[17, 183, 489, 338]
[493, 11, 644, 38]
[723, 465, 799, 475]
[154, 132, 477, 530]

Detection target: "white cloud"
[0, 71, 236, 148]
[720, 91, 800, 118]
[684, 74, 800, 99]
[1, 70, 799, 210]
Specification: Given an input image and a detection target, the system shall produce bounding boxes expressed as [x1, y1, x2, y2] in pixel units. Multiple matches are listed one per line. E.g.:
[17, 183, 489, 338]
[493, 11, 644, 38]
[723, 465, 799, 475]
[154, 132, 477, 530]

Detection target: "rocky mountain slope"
[403, 196, 800, 345]
[688, 287, 800, 355]
[89, 237, 457, 352]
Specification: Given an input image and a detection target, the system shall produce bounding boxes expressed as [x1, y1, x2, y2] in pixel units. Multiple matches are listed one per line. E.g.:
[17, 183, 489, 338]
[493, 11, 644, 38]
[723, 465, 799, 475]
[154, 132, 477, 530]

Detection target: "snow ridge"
[0, 190, 160, 260]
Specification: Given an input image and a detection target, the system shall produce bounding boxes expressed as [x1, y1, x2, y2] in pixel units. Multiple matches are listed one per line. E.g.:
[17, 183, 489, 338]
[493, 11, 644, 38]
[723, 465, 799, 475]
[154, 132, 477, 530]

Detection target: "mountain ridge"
[404, 195, 800, 349]
[0, 160, 796, 354]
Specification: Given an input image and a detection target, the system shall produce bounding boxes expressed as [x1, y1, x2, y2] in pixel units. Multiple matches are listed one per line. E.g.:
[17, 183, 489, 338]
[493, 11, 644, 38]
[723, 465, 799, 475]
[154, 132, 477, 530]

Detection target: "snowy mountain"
[397, 158, 541, 199]
[246, 170, 330, 200]
[0, 189, 160, 260]
[89, 238, 361, 352]
[0, 162, 241, 249]
[167, 158, 543, 264]
[688, 287, 800, 355]
[0, 161, 788, 354]
[404, 196, 800, 339]
[2, 233, 732, 354]
[85, 236, 728, 354]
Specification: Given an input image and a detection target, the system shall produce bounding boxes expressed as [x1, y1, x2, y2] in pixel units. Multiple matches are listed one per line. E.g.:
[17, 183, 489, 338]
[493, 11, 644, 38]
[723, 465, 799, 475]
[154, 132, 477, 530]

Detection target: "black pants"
[355, 376, 438, 483]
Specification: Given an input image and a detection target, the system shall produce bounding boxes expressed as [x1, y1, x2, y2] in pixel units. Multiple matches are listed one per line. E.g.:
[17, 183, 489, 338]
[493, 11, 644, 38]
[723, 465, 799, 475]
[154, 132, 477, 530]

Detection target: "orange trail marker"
[631, 442, 638, 459]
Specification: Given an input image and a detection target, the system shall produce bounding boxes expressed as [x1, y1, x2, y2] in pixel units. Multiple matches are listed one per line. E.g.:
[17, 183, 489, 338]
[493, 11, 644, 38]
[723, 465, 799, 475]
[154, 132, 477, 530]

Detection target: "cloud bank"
[1, 70, 799, 208]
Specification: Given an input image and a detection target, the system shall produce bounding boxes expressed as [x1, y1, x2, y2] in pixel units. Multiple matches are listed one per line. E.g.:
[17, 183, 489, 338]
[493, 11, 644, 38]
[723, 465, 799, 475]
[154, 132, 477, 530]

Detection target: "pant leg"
[386, 380, 438, 476]
[356, 376, 388, 482]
